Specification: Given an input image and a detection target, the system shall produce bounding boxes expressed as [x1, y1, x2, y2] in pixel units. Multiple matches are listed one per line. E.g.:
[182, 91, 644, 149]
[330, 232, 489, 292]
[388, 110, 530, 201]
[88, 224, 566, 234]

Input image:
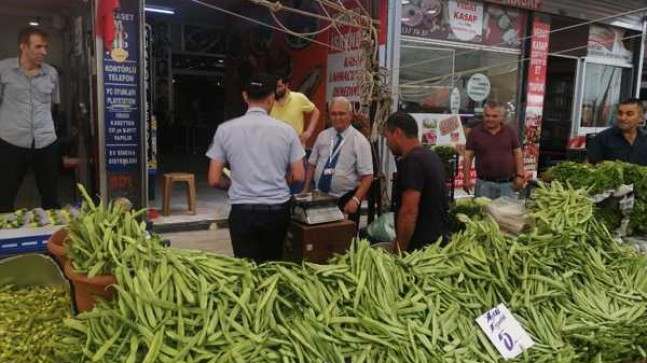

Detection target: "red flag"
[97, 0, 120, 51]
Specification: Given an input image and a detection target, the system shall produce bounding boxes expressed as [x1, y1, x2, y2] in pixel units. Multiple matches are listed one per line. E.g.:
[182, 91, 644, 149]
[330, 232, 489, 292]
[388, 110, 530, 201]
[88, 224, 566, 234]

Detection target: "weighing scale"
[291, 191, 345, 225]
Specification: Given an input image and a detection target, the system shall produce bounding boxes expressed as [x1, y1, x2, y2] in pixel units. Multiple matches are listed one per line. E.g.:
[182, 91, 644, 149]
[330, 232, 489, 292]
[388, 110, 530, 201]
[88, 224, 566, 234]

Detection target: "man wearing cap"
[302, 96, 373, 228]
[206, 73, 305, 263]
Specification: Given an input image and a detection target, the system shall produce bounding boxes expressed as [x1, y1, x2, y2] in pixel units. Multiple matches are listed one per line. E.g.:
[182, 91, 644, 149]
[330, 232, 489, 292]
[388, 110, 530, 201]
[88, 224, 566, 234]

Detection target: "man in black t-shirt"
[384, 112, 450, 252]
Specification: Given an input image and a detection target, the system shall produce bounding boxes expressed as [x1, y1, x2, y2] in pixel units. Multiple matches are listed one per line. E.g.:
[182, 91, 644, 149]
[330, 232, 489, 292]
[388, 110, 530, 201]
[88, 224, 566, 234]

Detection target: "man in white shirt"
[303, 97, 373, 227]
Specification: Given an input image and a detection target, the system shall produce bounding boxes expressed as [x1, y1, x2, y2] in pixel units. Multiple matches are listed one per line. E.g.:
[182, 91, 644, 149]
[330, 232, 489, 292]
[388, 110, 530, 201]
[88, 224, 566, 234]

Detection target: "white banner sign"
[448, 0, 484, 42]
[326, 49, 364, 102]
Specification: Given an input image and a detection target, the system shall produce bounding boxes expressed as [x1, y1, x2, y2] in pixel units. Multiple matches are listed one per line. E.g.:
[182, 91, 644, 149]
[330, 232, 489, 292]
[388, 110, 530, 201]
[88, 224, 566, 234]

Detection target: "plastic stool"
[162, 173, 196, 216]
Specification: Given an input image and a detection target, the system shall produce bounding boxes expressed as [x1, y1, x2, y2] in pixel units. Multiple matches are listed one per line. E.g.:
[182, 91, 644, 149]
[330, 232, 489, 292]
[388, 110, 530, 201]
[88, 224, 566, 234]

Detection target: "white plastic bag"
[485, 197, 528, 235]
[367, 212, 395, 242]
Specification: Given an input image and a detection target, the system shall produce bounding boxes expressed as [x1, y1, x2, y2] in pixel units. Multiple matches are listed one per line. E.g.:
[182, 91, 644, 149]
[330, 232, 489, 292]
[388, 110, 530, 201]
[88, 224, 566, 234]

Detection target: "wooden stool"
[162, 173, 196, 216]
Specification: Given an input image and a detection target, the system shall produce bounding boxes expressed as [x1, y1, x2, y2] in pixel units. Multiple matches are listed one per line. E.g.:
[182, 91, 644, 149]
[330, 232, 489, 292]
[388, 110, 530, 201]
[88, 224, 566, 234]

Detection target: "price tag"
[476, 304, 534, 359]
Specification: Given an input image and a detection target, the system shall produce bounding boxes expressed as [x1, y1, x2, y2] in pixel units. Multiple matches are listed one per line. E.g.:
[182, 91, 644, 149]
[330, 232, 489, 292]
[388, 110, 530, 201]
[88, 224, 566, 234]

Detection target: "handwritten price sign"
[476, 304, 534, 359]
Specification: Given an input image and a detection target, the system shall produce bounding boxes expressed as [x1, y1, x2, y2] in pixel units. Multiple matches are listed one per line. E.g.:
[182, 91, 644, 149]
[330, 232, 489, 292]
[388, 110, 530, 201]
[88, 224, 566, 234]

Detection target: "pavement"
[159, 223, 234, 256]
[158, 215, 370, 257]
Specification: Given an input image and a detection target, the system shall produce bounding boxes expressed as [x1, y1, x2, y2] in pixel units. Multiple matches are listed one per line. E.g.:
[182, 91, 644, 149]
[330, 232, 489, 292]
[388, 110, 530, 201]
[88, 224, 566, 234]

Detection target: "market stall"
[2, 175, 647, 362]
[0, 208, 77, 256]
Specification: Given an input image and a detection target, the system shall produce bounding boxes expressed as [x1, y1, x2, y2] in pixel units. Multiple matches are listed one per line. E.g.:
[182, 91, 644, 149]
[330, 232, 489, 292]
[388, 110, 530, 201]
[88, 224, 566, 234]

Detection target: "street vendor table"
[0, 226, 60, 256]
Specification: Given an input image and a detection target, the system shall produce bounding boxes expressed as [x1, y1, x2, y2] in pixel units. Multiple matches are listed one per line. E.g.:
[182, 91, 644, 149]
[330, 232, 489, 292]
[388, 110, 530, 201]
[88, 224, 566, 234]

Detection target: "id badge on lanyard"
[325, 136, 345, 176]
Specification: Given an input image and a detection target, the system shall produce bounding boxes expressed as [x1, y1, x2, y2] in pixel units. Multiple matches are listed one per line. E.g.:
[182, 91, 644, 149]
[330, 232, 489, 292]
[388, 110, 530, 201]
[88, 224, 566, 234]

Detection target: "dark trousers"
[338, 189, 360, 229]
[0, 139, 60, 212]
[228, 203, 291, 263]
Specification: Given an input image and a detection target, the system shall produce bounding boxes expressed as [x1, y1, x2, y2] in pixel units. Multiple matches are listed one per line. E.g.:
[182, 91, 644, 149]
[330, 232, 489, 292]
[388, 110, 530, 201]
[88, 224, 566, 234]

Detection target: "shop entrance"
[538, 55, 578, 171]
[144, 1, 230, 224]
[0, 0, 95, 211]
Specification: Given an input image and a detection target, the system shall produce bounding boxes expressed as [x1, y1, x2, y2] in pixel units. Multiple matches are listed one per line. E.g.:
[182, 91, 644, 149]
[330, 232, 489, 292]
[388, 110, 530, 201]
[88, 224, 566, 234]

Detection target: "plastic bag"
[367, 212, 395, 242]
[623, 236, 647, 254]
[589, 184, 634, 238]
[485, 196, 528, 235]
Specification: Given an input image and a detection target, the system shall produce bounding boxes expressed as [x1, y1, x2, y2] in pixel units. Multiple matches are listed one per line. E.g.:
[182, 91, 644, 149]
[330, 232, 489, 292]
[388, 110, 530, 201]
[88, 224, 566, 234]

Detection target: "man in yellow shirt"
[271, 73, 320, 146]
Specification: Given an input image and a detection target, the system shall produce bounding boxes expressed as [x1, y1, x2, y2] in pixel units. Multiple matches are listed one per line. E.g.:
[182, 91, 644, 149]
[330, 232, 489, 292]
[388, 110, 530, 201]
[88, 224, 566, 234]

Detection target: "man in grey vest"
[0, 27, 60, 212]
[206, 73, 305, 263]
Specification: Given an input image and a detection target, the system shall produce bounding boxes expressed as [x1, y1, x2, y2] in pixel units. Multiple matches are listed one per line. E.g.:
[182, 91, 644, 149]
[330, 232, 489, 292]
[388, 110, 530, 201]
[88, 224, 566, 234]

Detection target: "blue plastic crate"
[0, 233, 52, 255]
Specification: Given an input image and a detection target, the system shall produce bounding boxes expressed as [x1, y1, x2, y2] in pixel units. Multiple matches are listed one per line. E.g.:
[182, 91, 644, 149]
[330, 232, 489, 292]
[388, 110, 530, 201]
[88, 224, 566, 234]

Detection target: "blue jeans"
[474, 179, 515, 199]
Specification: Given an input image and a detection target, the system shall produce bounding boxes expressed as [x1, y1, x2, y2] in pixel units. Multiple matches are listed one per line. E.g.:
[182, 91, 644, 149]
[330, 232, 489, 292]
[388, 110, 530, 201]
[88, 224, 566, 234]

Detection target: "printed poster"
[409, 113, 475, 191]
[401, 0, 525, 48]
[521, 17, 550, 177]
[101, 0, 145, 207]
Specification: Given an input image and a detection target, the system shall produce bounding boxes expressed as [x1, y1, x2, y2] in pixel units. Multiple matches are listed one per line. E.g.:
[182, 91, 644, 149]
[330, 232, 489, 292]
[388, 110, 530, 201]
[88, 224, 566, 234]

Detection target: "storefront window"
[579, 65, 633, 129]
[398, 0, 526, 127]
[398, 38, 521, 125]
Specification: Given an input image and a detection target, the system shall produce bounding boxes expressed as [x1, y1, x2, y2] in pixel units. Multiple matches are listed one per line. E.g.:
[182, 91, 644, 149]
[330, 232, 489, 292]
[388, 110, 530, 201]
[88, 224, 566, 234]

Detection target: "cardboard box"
[283, 220, 356, 264]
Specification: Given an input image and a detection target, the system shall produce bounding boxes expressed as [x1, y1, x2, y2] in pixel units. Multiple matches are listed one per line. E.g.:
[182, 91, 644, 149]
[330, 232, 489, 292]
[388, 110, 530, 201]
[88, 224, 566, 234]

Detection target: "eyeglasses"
[330, 112, 349, 117]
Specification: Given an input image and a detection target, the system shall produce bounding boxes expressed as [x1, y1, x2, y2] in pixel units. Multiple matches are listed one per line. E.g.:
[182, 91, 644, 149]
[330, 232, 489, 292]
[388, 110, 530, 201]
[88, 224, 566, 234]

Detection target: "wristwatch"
[352, 196, 361, 205]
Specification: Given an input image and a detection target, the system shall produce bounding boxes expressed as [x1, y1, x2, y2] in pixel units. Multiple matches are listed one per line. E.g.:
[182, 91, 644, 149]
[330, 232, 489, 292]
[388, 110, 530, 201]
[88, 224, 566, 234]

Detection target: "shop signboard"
[483, 0, 541, 11]
[101, 0, 145, 207]
[401, 0, 525, 48]
[326, 4, 365, 103]
[521, 17, 550, 177]
[447, 0, 483, 42]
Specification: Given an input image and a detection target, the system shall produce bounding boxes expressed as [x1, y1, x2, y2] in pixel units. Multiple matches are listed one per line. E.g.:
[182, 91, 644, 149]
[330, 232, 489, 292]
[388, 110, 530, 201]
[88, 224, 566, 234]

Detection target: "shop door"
[537, 55, 578, 171]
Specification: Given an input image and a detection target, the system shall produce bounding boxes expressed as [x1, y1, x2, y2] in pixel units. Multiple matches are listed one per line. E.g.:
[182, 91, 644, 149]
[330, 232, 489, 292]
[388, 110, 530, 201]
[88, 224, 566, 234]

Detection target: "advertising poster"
[102, 0, 144, 207]
[401, 0, 525, 48]
[587, 25, 633, 64]
[521, 17, 550, 177]
[409, 113, 475, 191]
[447, 0, 483, 42]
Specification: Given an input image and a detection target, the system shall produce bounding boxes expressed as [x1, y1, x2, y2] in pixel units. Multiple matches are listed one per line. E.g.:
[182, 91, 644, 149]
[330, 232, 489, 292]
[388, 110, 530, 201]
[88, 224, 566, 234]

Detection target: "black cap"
[244, 73, 277, 101]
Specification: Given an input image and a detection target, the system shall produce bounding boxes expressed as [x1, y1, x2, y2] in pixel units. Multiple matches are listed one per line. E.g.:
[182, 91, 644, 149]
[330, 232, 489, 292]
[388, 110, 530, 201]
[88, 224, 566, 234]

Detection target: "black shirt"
[587, 126, 647, 166]
[393, 147, 450, 251]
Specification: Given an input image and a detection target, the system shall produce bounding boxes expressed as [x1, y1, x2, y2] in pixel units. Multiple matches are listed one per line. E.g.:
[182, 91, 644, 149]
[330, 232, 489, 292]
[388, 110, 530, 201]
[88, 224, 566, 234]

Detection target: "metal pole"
[95, 0, 108, 203]
[634, 16, 647, 98]
[382, 0, 402, 204]
[139, 0, 149, 208]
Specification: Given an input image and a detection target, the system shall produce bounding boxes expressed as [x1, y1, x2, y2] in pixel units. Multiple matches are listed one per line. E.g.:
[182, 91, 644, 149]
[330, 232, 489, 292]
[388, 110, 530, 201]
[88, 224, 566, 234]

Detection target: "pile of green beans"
[544, 160, 647, 236]
[57, 182, 647, 362]
[0, 285, 75, 363]
[65, 184, 158, 277]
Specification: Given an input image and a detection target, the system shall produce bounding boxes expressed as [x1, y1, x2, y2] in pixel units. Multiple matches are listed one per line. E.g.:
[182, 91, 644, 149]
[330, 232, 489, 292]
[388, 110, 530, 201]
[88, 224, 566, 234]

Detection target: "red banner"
[522, 17, 550, 176]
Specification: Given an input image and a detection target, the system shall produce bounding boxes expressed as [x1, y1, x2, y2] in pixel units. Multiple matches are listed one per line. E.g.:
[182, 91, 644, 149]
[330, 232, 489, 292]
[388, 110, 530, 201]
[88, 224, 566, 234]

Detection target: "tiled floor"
[148, 152, 231, 226]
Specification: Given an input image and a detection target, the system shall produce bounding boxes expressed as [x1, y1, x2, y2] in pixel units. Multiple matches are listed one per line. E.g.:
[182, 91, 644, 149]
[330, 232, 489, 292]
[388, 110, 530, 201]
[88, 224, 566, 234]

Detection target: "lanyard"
[327, 135, 345, 167]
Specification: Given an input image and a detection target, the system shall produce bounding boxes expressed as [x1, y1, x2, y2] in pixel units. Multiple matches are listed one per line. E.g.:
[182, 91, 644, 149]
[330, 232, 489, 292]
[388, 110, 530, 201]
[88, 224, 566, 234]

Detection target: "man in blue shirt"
[0, 27, 60, 212]
[206, 73, 305, 263]
[587, 98, 647, 166]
